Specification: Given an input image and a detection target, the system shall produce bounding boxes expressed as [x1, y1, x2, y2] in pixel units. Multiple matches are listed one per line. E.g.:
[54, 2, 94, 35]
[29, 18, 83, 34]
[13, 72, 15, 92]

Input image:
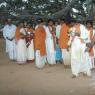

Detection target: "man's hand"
[66, 45, 70, 51]
[86, 43, 93, 48]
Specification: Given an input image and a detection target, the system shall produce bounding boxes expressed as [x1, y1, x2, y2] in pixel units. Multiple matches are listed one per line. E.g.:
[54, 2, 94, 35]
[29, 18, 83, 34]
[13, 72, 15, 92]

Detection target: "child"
[56, 38, 62, 64]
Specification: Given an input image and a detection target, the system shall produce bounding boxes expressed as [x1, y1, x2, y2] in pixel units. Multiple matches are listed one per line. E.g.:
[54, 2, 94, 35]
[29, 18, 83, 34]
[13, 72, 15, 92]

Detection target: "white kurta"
[71, 24, 91, 76]
[16, 28, 27, 64]
[45, 27, 56, 65]
[3, 24, 16, 60]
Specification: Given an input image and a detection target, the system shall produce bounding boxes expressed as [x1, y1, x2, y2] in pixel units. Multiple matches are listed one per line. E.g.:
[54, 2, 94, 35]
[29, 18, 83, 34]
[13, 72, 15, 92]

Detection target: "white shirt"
[3, 24, 16, 39]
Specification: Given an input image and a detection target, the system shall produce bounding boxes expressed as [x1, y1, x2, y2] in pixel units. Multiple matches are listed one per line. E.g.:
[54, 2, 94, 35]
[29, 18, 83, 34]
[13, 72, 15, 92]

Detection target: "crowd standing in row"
[3, 18, 95, 78]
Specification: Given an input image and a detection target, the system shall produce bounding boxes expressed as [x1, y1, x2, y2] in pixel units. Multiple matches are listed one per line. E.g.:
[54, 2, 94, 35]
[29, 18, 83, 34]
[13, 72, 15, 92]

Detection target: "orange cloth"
[34, 26, 46, 56]
[15, 27, 20, 41]
[59, 23, 69, 49]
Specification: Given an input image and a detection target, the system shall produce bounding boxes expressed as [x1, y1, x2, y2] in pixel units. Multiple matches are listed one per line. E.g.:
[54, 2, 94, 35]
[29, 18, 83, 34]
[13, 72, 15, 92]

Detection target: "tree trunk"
[53, 0, 79, 19]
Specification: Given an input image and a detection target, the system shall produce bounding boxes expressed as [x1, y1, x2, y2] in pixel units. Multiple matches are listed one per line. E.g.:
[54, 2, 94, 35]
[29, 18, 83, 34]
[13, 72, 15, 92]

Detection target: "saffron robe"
[59, 23, 70, 65]
[35, 26, 46, 68]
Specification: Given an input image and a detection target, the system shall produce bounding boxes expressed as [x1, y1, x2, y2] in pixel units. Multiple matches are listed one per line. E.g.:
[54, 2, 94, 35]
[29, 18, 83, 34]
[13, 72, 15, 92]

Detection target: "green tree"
[0, 0, 93, 20]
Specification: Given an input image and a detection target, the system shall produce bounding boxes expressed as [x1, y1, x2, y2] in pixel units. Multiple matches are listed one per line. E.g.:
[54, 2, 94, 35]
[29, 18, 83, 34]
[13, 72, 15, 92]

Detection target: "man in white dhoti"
[45, 19, 56, 65]
[69, 19, 91, 78]
[3, 19, 16, 60]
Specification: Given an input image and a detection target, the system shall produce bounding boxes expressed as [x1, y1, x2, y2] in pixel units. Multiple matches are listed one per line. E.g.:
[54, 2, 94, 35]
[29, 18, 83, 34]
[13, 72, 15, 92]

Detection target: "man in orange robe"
[59, 19, 70, 66]
[34, 18, 46, 69]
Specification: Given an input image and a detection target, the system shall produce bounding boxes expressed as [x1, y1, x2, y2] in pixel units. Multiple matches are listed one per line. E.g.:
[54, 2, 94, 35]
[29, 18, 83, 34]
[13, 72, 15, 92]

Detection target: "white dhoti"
[5, 39, 9, 53]
[46, 51, 56, 65]
[27, 40, 35, 61]
[16, 39, 27, 64]
[46, 38, 56, 65]
[62, 49, 71, 66]
[88, 56, 94, 69]
[7, 39, 16, 60]
[80, 51, 91, 76]
[35, 50, 46, 69]
[71, 37, 91, 76]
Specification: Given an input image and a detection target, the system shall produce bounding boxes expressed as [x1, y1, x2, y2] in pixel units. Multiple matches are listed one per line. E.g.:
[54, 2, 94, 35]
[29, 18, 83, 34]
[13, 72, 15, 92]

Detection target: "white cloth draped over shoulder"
[56, 25, 61, 39]
[3, 24, 16, 60]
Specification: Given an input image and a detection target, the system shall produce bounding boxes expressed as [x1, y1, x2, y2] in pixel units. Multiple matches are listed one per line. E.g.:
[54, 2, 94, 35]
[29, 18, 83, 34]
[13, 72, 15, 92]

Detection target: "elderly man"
[3, 18, 16, 61]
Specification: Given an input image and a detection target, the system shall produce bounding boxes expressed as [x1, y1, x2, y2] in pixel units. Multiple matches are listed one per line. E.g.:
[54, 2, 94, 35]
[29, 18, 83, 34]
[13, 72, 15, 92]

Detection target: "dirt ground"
[0, 39, 95, 95]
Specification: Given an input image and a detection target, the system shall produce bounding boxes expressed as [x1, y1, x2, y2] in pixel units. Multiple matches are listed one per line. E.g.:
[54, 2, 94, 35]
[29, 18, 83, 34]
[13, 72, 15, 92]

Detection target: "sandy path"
[0, 39, 95, 95]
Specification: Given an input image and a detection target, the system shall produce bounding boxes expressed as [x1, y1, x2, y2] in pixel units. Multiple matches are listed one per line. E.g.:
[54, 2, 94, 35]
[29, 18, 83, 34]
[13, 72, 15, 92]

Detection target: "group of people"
[3, 18, 95, 78]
